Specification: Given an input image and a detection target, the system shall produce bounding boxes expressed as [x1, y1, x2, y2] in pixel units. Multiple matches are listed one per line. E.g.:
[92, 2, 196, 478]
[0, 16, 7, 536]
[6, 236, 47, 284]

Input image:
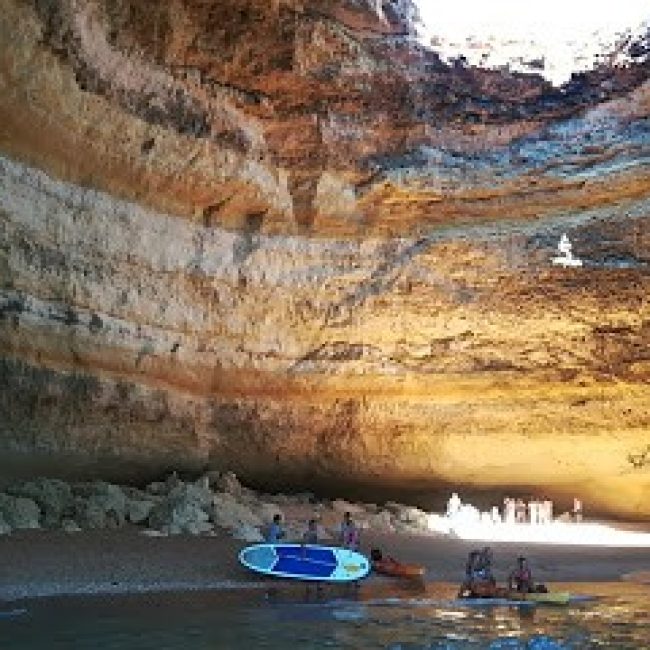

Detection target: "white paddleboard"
[239, 544, 370, 583]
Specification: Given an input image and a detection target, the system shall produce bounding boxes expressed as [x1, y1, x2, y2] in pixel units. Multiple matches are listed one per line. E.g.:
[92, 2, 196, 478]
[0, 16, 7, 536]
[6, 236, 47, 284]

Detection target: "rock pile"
[0, 471, 432, 541]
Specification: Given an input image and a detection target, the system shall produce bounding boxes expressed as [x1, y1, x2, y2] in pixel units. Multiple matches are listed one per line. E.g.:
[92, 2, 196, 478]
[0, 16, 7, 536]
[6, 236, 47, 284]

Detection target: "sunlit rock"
[0, 0, 648, 520]
[210, 492, 264, 534]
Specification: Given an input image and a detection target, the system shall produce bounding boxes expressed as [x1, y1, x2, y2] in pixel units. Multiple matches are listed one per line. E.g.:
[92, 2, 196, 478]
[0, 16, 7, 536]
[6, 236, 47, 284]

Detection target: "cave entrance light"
[415, 0, 649, 86]
[427, 514, 650, 547]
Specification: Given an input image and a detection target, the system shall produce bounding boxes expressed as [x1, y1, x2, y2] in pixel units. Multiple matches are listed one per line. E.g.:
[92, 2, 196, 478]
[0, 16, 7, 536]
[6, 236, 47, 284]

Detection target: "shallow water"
[2, 582, 649, 649]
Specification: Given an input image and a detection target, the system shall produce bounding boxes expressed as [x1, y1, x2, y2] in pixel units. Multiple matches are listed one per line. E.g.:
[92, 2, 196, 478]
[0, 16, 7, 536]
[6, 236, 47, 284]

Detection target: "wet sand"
[1, 526, 649, 602]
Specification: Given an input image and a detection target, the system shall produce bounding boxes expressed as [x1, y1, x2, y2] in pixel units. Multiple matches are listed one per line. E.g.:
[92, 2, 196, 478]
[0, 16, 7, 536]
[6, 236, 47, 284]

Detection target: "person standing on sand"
[265, 513, 285, 543]
[303, 518, 319, 545]
[545, 498, 554, 524]
[504, 497, 515, 525]
[447, 492, 462, 518]
[458, 550, 480, 597]
[302, 519, 324, 598]
[515, 498, 526, 524]
[573, 498, 583, 523]
[339, 511, 360, 551]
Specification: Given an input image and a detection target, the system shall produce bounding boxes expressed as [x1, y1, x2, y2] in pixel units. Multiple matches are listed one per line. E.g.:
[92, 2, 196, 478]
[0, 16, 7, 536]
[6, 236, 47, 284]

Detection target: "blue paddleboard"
[239, 544, 370, 582]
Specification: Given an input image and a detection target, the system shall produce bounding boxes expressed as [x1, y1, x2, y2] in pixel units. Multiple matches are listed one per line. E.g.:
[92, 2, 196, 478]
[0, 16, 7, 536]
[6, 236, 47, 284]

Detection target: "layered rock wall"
[1, 0, 649, 518]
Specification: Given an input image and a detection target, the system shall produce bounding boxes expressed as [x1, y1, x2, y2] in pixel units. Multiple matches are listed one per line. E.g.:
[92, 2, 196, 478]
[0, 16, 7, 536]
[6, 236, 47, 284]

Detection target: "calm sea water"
[2, 582, 649, 649]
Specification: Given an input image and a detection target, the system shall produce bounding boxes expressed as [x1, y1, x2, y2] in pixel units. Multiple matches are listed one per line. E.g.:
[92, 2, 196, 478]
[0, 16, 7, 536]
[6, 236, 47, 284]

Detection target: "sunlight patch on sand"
[427, 514, 650, 547]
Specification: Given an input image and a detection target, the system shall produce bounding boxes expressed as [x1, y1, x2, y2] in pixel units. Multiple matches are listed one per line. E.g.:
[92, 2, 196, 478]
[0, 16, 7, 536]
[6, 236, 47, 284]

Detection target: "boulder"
[144, 472, 183, 497]
[392, 521, 426, 536]
[0, 493, 41, 529]
[384, 501, 409, 515]
[147, 482, 212, 534]
[267, 493, 292, 505]
[186, 521, 215, 536]
[74, 497, 107, 529]
[387, 503, 429, 531]
[238, 487, 262, 506]
[254, 502, 285, 524]
[71, 481, 98, 498]
[210, 492, 263, 535]
[215, 471, 242, 496]
[71, 481, 128, 529]
[61, 518, 82, 533]
[91, 482, 128, 527]
[331, 499, 366, 516]
[0, 513, 11, 535]
[232, 524, 264, 543]
[145, 481, 168, 496]
[365, 510, 394, 532]
[198, 470, 222, 490]
[122, 486, 151, 501]
[160, 523, 183, 536]
[127, 499, 156, 525]
[171, 482, 213, 509]
[165, 472, 183, 492]
[149, 502, 210, 534]
[6, 478, 74, 527]
[293, 492, 316, 505]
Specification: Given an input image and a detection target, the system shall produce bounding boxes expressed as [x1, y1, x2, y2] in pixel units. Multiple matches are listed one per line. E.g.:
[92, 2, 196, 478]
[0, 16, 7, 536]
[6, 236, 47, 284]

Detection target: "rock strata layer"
[0, 0, 649, 519]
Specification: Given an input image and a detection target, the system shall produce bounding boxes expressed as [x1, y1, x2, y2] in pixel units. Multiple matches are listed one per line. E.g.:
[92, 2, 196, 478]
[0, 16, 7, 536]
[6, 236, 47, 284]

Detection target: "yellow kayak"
[459, 591, 573, 607]
[519, 592, 571, 605]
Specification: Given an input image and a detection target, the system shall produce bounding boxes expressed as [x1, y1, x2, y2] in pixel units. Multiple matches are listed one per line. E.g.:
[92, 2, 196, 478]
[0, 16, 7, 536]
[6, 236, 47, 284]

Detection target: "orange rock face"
[0, 0, 649, 518]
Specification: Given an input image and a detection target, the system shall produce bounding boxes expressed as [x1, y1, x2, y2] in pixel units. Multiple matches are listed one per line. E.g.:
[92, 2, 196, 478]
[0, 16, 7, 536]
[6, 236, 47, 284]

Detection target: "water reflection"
[1, 582, 648, 649]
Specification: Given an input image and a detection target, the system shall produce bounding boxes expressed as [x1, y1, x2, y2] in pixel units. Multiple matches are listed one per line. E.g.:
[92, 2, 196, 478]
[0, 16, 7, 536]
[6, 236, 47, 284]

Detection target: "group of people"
[458, 546, 543, 598]
[447, 493, 585, 526]
[502, 497, 554, 525]
[265, 511, 360, 550]
[264, 509, 549, 600]
[264, 511, 361, 597]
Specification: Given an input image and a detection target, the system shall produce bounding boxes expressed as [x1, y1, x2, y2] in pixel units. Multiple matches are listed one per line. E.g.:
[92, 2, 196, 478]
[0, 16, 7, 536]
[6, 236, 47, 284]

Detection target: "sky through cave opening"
[413, 0, 649, 85]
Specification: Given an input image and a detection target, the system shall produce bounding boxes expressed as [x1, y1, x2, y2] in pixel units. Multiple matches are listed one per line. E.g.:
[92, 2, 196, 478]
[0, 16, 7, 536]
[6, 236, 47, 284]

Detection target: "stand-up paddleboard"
[239, 544, 370, 582]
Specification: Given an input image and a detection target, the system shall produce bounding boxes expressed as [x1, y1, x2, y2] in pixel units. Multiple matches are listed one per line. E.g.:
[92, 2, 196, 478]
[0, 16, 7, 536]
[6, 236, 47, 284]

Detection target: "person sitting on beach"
[457, 550, 480, 597]
[265, 513, 285, 543]
[475, 547, 495, 584]
[302, 518, 319, 545]
[339, 511, 360, 551]
[370, 547, 398, 566]
[458, 547, 498, 598]
[508, 556, 534, 593]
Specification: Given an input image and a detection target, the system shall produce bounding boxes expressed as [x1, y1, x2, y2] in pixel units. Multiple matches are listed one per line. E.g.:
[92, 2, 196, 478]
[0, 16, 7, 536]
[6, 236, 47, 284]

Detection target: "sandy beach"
[1, 525, 649, 603]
